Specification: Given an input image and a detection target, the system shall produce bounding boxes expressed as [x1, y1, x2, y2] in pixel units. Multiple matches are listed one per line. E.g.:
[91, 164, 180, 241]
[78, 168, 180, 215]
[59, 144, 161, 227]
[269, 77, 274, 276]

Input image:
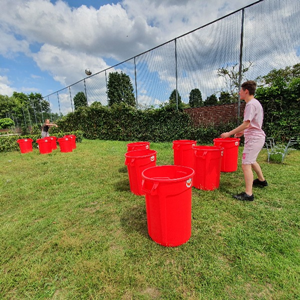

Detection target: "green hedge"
[0, 130, 83, 153]
[56, 103, 235, 144]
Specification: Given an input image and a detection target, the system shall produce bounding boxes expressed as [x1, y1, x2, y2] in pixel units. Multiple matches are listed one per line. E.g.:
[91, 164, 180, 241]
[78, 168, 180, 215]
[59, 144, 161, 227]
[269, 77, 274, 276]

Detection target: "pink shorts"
[242, 136, 265, 165]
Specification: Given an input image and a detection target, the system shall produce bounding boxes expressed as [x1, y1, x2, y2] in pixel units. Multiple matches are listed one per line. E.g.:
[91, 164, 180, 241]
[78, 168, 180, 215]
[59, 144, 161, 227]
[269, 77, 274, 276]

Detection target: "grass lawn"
[1, 139, 299, 299]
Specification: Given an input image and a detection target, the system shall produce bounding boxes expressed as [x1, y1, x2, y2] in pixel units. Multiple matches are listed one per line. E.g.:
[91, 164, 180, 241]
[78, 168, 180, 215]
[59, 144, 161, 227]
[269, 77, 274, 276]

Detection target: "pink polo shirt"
[243, 98, 266, 139]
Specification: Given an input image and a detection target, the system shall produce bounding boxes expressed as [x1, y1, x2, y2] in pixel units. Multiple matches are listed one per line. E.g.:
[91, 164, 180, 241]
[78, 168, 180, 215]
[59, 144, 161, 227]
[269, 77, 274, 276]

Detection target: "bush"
[0, 118, 14, 129]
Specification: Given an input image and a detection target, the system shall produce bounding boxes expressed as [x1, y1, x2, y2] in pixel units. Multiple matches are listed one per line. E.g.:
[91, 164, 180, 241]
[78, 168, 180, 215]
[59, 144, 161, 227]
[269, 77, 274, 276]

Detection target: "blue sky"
[1, 0, 299, 114]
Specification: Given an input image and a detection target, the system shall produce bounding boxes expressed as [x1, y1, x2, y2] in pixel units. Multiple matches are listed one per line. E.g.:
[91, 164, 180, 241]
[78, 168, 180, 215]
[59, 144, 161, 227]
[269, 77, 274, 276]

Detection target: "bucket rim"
[193, 145, 223, 151]
[173, 139, 197, 144]
[213, 138, 240, 142]
[127, 141, 150, 146]
[142, 165, 194, 182]
[125, 149, 157, 158]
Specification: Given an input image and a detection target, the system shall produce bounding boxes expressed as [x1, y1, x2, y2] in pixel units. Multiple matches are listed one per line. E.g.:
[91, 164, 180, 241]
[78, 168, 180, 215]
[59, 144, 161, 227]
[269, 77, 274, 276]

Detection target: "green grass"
[1, 139, 299, 299]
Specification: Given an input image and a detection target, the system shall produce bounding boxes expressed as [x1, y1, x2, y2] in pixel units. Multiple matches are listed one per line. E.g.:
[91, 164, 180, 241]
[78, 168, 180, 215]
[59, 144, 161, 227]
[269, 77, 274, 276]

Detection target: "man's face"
[239, 88, 247, 100]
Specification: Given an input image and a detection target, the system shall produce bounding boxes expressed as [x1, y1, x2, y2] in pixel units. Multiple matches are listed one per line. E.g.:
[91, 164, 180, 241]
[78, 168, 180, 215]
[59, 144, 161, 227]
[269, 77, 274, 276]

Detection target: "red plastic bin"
[58, 137, 73, 153]
[37, 138, 52, 154]
[65, 135, 76, 149]
[127, 141, 150, 152]
[193, 145, 223, 190]
[142, 165, 194, 247]
[213, 138, 240, 172]
[17, 139, 33, 154]
[48, 136, 57, 150]
[125, 149, 157, 196]
[173, 140, 197, 169]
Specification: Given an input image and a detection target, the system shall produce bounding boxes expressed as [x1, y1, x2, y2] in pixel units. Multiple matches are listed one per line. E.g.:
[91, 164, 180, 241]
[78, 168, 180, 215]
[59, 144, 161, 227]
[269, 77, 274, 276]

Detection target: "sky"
[1, 0, 299, 114]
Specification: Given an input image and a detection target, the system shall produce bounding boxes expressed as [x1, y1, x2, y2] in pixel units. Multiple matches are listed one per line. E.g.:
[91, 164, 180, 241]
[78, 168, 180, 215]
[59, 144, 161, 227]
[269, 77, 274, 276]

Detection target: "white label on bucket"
[186, 178, 192, 188]
[221, 150, 224, 156]
[192, 143, 196, 146]
[146, 145, 149, 149]
[150, 156, 155, 162]
[235, 142, 239, 146]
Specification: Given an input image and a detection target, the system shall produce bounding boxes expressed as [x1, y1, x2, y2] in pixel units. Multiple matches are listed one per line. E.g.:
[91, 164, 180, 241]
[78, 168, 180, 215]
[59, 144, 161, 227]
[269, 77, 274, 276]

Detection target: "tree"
[204, 94, 218, 106]
[217, 62, 253, 101]
[73, 92, 88, 110]
[218, 91, 232, 105]
[168, 89, 182, 108]
[189, 88, 203, 107]
[107, 72, 136, 107]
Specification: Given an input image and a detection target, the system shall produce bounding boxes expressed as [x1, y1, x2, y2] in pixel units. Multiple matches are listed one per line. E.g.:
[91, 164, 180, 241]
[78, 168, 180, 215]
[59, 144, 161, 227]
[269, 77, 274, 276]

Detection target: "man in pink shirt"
[221, 80, 268, 201]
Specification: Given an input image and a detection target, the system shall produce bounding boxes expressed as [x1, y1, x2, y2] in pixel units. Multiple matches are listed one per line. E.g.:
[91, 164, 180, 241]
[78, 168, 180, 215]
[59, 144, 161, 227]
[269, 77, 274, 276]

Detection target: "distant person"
[41, 119, 58, 138]
[220, 80, 268, 201]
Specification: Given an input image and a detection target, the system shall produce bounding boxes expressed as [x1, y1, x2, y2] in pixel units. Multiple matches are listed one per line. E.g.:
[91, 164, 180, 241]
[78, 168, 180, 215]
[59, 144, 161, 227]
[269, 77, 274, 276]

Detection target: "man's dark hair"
[241, 80, 257, 95]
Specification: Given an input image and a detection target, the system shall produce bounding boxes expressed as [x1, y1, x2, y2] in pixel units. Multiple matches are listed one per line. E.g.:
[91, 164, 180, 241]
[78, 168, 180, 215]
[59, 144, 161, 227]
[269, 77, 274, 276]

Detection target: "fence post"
[57, 92, 62, 116]
[134, 57, 138, 108]
[237, 8, 245, 124]
[69, 87, 73, 112]
[175, 38, 178, 110]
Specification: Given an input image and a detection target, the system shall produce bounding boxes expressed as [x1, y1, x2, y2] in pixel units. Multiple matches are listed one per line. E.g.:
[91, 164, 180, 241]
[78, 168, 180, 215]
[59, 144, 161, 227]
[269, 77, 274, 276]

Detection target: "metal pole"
[175, 38, 178, 110]
[84, 79, 88, 105]
[237, 8, 245, 123]
[69, 87, 73, 112]
[134, 57, 138, 108]
[105, 71, 108, 105]
[57, 92, 62, 116]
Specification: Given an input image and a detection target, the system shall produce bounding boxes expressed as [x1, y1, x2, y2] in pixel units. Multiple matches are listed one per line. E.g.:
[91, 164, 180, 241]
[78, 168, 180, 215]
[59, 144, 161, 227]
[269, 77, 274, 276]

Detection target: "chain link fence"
[44, 0, 300, 118]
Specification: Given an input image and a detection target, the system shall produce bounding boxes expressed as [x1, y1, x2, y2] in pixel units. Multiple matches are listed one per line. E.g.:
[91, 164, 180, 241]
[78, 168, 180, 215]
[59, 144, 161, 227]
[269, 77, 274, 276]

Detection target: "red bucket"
[65, 135, 76, 149]
[58, 137, 73, 153]
[37, 138, 52, 154]
[48, 136, 57, 150]
[125, 149, 157, 196]
[193, 145, 223, 190]
[142, 165, 194, 247]
[213, 138, 240, 172]
[127, 141, 150, 152]
[173, 140, 197, 169]
[17, 139, 33, 154]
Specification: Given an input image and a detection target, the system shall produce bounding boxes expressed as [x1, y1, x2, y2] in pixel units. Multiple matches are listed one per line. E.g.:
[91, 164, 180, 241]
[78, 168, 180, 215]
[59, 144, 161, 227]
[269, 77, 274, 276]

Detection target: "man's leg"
[242, 164, 253, 196]
[252, 162, 265, 181]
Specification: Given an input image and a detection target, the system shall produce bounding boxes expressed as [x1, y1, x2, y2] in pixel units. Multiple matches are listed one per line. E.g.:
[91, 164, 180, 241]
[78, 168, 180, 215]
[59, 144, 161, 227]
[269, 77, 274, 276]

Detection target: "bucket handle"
[125, 158, 135, 166]
[141, 181, 159, 195]
[194, 151, 207, 158]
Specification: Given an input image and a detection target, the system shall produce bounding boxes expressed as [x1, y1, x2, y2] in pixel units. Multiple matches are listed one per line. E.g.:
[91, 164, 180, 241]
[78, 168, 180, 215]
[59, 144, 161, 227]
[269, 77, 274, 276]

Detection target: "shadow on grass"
[120, 203, 149, 239]
[114, 178, 131, 192]
[118, 166, 128, 173]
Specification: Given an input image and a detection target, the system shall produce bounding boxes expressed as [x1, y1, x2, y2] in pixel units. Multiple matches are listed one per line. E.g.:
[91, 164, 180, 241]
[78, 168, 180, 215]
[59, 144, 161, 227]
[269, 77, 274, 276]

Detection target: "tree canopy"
[73, 92, 88, 110]
[189, 88, 203, 107]
[107, 72, 136, 107]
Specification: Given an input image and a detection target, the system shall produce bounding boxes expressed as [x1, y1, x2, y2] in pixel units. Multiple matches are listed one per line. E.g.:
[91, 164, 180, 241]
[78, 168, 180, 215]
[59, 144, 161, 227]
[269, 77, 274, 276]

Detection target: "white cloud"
[0, 76, 14, 96]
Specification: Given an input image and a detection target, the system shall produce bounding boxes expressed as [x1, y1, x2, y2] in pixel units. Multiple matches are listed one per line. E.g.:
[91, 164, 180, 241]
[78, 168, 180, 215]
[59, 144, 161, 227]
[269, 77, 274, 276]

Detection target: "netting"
[42, 0, 299, 117]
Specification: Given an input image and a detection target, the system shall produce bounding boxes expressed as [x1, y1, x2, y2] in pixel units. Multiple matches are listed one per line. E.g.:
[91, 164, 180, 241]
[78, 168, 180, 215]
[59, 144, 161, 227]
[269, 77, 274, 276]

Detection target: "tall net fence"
[44, 0, 300, 117]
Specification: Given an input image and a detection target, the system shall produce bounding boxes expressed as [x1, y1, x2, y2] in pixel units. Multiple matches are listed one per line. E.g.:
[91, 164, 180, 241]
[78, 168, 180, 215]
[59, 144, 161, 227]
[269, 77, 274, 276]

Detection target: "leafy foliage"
[189, 88, 203, 107]
[55, 102, 235, 144]
[107, 72, 136, 107]
[204, 94, 218, 106]
[0, 118, 15, 129]
[73, 92, 88, 110]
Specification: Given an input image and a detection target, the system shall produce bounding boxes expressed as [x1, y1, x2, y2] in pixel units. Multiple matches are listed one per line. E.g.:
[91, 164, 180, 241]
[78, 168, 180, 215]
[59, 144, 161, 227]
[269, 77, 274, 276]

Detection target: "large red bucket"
[193, 145, 223, 190]
[17, 139, 33, 154]
[173, 140, 197, 169]
[65, 135, 76, 149]
[213, 138, 240, 172]
[48, 136, 57, 150]
[37, 138, 52, 154]
[58, 137, 73, 153]
[142, 165, 194, 247]
[125, 149, 157, 195]
[127, 141, 150, 152]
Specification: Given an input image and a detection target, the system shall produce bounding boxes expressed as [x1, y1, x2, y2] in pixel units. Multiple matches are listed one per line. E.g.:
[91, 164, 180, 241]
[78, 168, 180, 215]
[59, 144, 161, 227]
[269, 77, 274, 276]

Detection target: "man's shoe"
[233, 192, 254, 201]
[253, 179, 268, 187]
